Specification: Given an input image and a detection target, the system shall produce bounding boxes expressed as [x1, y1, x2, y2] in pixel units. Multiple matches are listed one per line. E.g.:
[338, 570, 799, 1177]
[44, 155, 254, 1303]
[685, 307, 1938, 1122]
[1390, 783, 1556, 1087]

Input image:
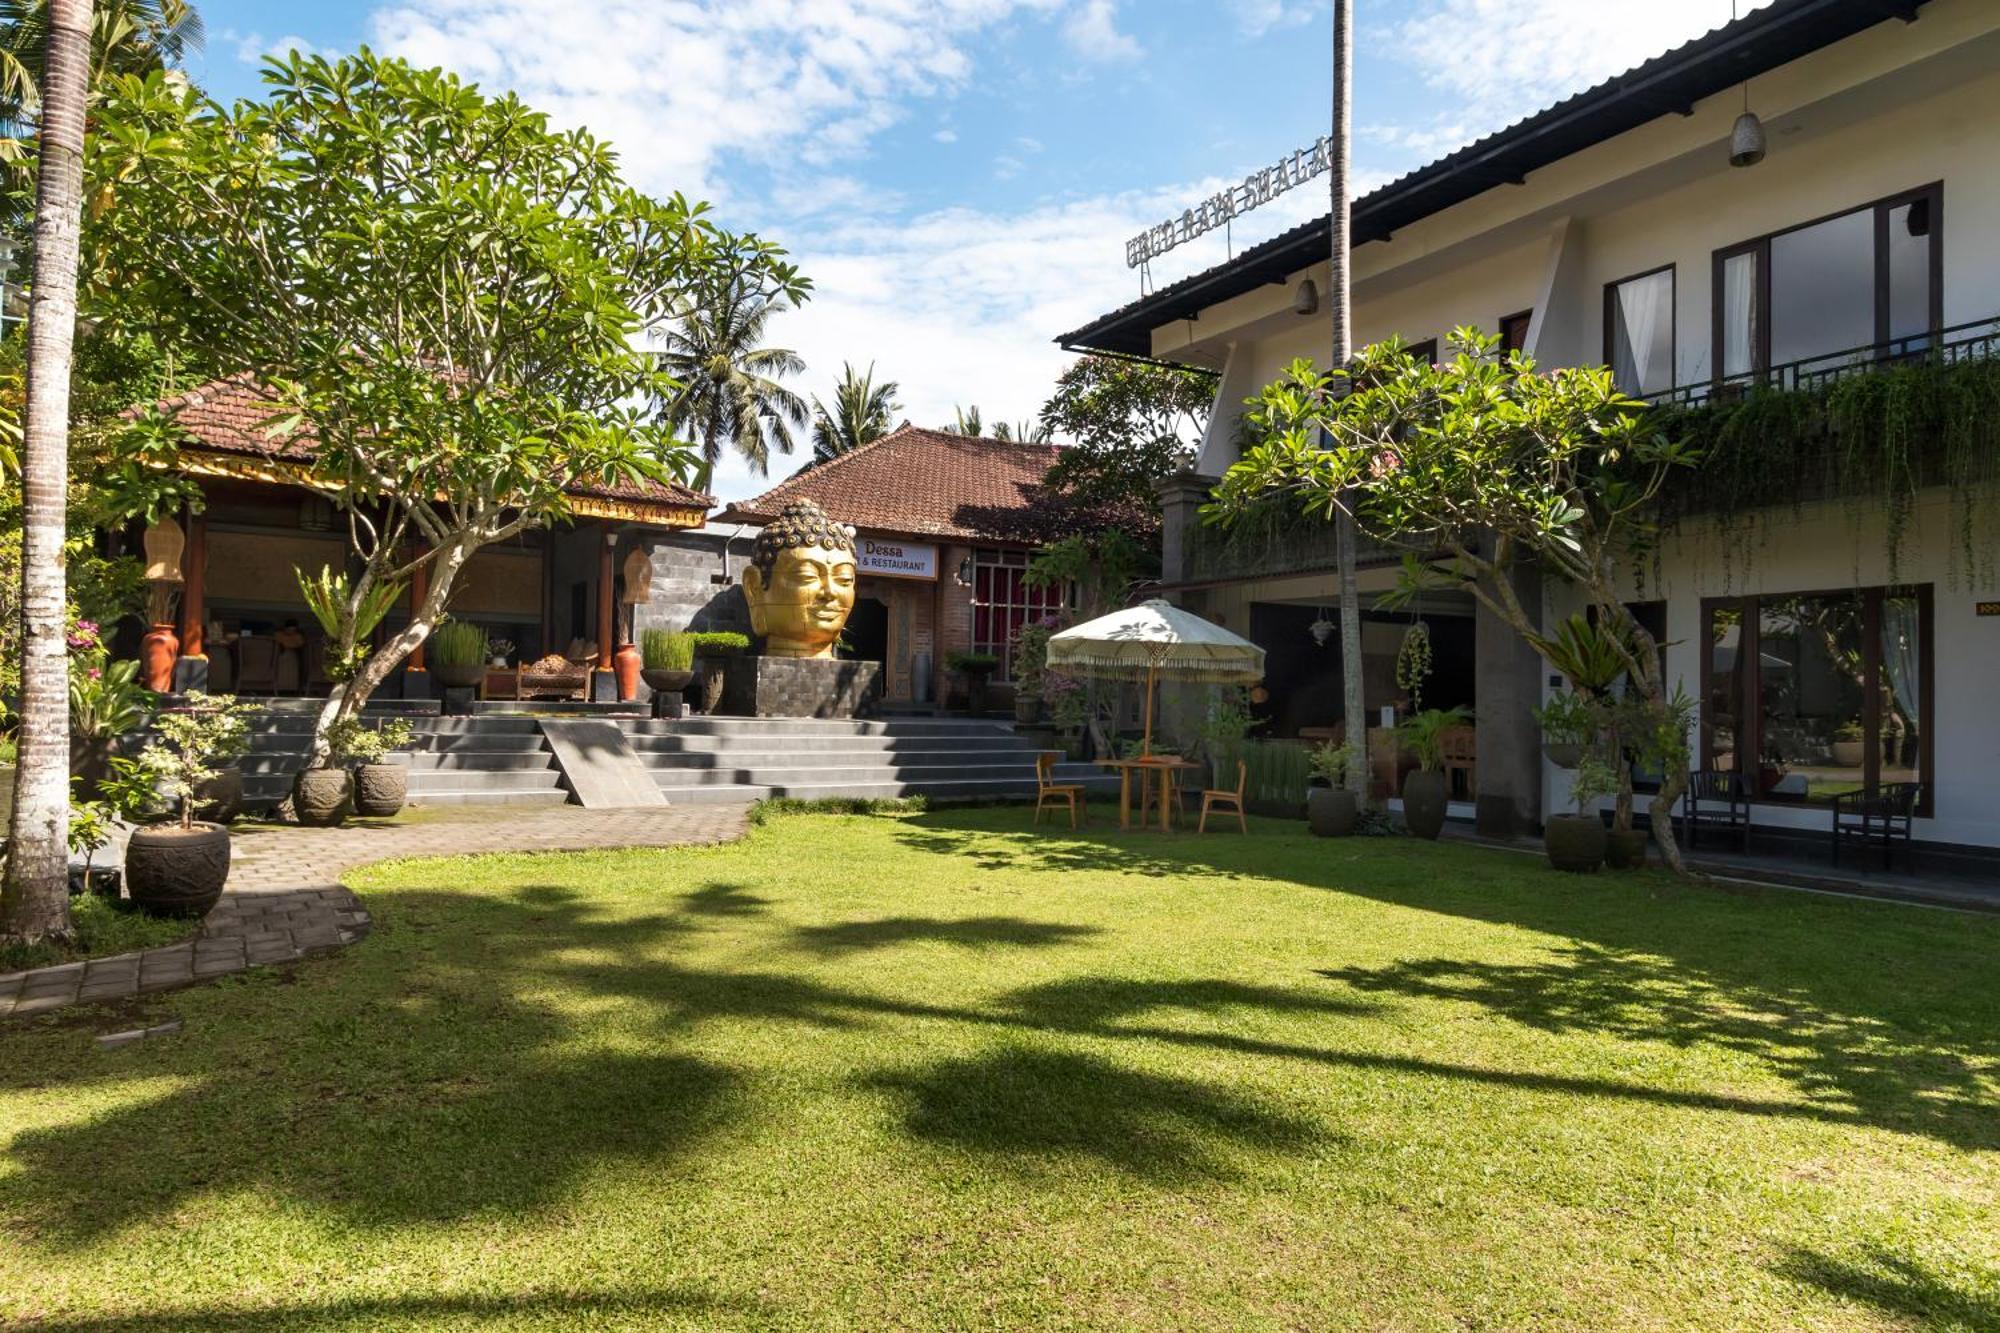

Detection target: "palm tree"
[993, 418, 1051, 443]
[1330, 0, 1366, 804]
[809, 361, 899, 463]
[0, 0, 202, 151]
[3, 0, 91, 943]
[657, 276, 808, 492]
[943, 404, 984, 438]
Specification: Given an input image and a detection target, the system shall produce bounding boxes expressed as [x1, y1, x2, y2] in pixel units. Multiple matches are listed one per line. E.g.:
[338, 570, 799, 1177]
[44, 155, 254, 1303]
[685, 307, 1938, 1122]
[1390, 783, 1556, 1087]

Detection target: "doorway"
[844, 596, 889, 670]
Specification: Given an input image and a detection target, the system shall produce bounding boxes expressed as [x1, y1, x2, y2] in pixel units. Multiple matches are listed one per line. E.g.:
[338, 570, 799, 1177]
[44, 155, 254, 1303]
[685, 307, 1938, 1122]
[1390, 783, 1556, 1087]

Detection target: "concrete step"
[623, 733, 1038, 756]
[654, 775, 1118, 805]
[405, 769, 567, 793]
[398, 752, 562, 772]
[407, 788, 573, 807]
[403, 716, 545, 735]
[649, 761, 1109, 788]
[405, 733, 551, 753]
[472, 701, 646, 717]
[637, 747, 1047, 770]
[628, 717, 1017, 738]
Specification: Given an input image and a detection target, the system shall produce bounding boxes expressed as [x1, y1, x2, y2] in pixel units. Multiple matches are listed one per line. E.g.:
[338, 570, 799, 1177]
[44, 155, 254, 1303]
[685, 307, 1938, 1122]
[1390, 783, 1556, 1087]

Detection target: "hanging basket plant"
[1395, 620, 1432, 712]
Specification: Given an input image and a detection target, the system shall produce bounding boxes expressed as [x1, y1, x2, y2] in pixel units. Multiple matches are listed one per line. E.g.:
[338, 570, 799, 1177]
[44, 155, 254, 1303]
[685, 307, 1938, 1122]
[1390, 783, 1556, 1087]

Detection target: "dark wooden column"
[176, 509, 206, 658]
[407, 557, 428, 672]
[596, 526, 615, 671]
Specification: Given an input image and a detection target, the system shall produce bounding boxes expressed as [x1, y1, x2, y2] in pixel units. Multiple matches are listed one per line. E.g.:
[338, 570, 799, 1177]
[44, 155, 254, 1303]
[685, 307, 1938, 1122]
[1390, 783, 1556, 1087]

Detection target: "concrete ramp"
[539, 719, 668, 808]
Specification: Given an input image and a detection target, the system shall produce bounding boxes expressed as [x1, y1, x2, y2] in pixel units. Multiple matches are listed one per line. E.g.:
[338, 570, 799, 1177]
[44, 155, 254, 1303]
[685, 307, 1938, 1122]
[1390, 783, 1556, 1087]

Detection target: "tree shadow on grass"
[995, 975, 1377, 1028]
[864, 1046, 1329, 1184]
[1773, 1245, 2000, 1329]
[1317, 947, 2000, 1151]
[14, 1285, 756, 1331]
[789, 915, 1101, 956]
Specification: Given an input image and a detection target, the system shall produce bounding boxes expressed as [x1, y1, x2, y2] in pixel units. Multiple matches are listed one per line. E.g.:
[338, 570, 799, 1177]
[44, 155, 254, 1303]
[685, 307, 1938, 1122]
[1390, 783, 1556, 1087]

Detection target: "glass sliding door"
[1769, 210, 1874, 367]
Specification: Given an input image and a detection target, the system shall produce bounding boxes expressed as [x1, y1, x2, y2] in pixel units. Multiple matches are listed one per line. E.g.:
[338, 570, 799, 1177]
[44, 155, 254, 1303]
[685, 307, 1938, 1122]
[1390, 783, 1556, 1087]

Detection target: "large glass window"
[969, 548, 1066, 682]
[1605, 267, 1675, 396]
[1713, 185, 1940, 381]
[1701, 586, 1930, 809]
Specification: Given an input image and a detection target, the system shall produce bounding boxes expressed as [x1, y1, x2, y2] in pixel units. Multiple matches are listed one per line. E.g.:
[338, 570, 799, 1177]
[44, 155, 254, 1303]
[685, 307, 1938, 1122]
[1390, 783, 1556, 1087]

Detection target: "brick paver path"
[0, 803, 750, 1020]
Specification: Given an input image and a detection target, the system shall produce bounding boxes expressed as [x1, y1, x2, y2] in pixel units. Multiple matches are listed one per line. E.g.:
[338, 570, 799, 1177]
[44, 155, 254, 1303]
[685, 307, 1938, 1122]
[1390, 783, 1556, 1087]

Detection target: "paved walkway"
[0, 803, 751, 1021]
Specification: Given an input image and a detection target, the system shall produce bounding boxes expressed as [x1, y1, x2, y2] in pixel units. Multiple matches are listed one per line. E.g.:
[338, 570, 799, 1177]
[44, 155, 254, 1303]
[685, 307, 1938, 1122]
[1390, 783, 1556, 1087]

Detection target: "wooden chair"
[1832, 782, 1920, 868]
[1439, 725, 1477, 802]
[233, 636, 278, 695]
[1034, 751, 1085, 829]
[1680, 769, 1749, 850]
[1198, 760, 1249, 834]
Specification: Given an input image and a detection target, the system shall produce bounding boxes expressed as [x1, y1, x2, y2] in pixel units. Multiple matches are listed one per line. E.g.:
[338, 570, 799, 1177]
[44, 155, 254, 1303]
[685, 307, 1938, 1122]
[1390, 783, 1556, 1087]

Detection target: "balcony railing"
[1640, 315, 2000, 408]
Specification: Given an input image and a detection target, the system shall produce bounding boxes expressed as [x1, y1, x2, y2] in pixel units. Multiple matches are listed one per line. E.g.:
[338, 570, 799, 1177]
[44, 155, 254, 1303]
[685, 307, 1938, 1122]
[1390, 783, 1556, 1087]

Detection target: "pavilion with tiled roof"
[717, 422, 1069, 705]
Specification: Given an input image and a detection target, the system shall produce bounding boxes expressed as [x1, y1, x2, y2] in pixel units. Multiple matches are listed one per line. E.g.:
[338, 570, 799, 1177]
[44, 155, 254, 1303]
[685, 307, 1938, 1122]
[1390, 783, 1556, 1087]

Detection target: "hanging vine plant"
[1395, 620, 1432, 712]
[1648, 351, 2000, 586]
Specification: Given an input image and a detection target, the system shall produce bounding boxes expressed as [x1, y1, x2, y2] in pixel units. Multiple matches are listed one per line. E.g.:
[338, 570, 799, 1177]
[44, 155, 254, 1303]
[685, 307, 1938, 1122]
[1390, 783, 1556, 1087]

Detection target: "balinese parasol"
[1046, 599, 1265, 755]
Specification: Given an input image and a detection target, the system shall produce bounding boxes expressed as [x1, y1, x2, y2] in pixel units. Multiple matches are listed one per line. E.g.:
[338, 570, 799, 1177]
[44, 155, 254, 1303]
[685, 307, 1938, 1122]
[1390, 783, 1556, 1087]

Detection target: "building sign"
[1126, 134, 1334, 269]
[857, 538, 937, 581]
[1977, 601, 2000, 617]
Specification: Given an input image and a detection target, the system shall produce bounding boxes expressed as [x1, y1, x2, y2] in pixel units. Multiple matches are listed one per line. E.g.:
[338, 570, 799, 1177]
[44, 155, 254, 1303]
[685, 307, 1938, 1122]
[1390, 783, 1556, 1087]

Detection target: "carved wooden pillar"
[176, 510, 207, 659]
[596, 527, 615, 672]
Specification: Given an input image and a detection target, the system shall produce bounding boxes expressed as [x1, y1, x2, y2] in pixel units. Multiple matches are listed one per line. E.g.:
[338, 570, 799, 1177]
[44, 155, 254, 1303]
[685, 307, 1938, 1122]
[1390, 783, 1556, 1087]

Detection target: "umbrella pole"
[1142, 663, 1156, 757]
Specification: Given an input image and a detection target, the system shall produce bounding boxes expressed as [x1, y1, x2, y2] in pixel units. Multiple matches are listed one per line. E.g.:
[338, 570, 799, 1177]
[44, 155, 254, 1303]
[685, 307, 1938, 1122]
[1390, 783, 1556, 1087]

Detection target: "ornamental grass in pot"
[1397, 706, 1470, 841]
[110, 692, 251, 918]
[639, 628, 697, 695]
[428, 618, 489, 690]
[1545, 755, 1615, 874]
[1305, 740, 1361, 837]
[333, 716, 416, 818]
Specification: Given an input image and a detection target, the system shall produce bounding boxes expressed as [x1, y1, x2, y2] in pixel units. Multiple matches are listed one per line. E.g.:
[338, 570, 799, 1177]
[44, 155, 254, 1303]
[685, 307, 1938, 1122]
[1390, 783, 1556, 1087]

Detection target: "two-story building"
[1060, 0, 2000, 862]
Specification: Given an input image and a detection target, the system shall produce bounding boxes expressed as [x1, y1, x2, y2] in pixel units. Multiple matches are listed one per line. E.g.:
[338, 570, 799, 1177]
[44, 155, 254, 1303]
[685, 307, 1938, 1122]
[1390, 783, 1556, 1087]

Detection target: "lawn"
[3, 806, 1997, 1330]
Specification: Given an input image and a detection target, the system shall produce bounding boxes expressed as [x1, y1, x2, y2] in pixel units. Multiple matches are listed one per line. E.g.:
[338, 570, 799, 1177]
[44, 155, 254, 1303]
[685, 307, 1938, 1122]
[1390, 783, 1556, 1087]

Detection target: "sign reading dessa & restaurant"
[857, 538, 937, 580]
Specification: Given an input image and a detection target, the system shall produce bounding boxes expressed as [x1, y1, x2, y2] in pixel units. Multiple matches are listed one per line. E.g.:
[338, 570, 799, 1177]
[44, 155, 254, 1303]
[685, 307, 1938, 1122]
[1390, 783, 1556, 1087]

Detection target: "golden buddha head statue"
[742, 500, 857, 659]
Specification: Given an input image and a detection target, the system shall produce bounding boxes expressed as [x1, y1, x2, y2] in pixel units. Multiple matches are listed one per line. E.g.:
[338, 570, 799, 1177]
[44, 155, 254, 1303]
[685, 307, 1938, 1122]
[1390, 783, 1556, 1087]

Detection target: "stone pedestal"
[722, 656, 882, 718]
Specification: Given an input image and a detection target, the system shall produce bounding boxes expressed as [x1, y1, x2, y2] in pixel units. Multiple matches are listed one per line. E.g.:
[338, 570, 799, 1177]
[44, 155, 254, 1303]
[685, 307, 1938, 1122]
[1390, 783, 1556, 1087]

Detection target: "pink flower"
[1367, 448, 1402, 479]
[87, 667, 102, 680]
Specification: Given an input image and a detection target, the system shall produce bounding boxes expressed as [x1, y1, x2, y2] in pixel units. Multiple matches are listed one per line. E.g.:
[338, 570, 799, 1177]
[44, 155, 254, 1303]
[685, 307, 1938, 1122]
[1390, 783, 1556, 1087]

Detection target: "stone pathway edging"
[0, 803, 750, 1021]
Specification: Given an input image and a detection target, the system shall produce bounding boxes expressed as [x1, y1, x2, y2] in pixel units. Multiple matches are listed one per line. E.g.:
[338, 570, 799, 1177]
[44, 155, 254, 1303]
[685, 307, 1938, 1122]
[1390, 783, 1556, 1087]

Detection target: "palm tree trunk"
[1330, 0, 1366, 801]
[3, 0, 92, 944]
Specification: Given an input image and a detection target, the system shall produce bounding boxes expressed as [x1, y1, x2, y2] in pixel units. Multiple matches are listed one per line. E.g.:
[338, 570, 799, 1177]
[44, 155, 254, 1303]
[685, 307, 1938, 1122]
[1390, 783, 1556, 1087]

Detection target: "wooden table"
[480, 667, 521, 701]
[1098, 756, 1206, 831]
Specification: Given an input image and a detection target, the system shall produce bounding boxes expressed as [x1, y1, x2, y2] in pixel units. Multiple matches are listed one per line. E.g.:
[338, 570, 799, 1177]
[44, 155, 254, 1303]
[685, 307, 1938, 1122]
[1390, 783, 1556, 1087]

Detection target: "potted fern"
[111, 692, 252, 918]
[1306, 740, 1361, 837]
[1397, 706, 1471, 840]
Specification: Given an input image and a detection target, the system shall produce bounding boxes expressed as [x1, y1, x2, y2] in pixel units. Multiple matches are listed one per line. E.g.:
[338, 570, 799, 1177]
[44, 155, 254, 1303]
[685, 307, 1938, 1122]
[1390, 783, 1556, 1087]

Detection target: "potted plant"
[1546, 754, 1616, 873]
[1306, 740, 1361, 837]
[947, 651, 999, 715]
[487, 636, 516, 668]
[68, 652, 155, 801]
[1043, 671, 1088, 759]
[689, 631, 750, 714]
[293, 717, 377, 828]
[639, 628, 697, 696]
[429, 619, 489, 690]
[112, 692, 251, 918]
[1397, 705, 1470, 840]
[1830, 720, 1866, 768]
[333, 716, 416, 818]
[1010, 619, 1057, 725]
[1533, 689, 1598, 770]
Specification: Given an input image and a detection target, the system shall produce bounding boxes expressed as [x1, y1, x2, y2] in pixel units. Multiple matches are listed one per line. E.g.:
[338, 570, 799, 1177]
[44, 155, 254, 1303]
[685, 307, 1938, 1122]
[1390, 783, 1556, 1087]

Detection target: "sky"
[186, 0, 1768, 504]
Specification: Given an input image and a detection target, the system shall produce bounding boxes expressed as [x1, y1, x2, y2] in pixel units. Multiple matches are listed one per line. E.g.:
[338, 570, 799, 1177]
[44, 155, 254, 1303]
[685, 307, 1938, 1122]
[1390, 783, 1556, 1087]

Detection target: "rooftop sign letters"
[1126, 134, 1333, 269]
[857, 538, 937, 581]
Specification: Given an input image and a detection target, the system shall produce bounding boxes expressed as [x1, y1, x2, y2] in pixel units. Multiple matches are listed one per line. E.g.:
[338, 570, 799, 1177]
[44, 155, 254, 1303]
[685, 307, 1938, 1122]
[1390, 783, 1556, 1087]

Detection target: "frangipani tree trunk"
[3, 0, 92, 945]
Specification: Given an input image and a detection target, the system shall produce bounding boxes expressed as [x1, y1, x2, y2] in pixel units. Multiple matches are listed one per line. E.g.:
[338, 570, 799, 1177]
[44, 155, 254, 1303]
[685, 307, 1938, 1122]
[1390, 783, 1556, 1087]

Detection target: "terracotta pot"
[293, 767, 353, 827]
[125, 821, 231, 918]
[1308, 785, 1360, 837]
[193, 767, 245, 824]
[141, 622, 181, 692]
[1401, 768, 1449, 840]
[353, 763, 408, 818]
[613, 642, 643, 701]
[1544, 814, 1607, 873]
[1604, 827, 1650, 870]
[640, 667, 694, 695]
[431, 661, 485, 690]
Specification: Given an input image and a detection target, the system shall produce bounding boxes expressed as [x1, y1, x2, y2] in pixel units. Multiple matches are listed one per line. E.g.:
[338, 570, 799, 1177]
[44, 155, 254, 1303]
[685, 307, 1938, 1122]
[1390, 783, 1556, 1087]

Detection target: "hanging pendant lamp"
[1728, 3, 1765, 168]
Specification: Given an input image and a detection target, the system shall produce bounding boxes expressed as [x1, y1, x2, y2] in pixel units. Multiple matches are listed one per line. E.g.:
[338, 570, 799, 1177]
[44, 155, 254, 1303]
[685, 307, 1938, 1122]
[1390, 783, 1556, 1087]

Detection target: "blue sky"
[184, 0, 1761, 502]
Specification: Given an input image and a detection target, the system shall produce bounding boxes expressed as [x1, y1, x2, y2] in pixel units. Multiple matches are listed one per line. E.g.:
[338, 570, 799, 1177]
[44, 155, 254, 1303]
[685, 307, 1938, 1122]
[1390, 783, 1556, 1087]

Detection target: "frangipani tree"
[81, 52, 809, 755]
[1209, 328, 1703, 870]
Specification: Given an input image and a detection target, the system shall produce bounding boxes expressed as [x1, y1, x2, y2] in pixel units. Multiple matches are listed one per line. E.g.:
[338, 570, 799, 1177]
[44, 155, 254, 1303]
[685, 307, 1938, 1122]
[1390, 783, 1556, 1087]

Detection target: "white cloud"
[933, 128, 959, 143]
[1061, 0, 1141, 63]
[1377, 0, 1774, 158]
[1230, 0, 1317, 38]
[233, 31, 322, 65]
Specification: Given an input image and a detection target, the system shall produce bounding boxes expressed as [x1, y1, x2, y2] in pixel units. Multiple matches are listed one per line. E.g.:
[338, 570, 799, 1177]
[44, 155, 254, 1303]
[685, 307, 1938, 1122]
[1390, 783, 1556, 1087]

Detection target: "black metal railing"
[1640, 315, 2000, 408]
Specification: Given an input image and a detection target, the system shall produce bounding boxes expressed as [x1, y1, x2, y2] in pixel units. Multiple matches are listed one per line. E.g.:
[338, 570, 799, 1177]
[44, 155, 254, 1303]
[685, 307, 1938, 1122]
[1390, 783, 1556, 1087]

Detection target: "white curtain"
[1721, 252, 1757, 379]
[1880, 595, 1921, 752]
[1613, 270, 1671, 395]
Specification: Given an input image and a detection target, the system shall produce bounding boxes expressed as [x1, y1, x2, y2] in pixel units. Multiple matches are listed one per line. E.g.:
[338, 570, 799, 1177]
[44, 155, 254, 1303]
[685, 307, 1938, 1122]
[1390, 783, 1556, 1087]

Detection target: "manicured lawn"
[3, 806, 1998, 1330]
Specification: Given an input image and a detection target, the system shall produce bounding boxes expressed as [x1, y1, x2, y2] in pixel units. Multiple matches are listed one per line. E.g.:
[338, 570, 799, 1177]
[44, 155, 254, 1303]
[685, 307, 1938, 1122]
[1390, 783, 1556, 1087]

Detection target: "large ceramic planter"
[431, 661, 485, 691]
[141, 622, 181, 692]
[1014, 694, 1042, 725]
[1544, 814, 1607, 873]
[353, 763, 408, 818]
[614, 642, 643, 701]
[1604, 826, 1649, 870]
[293, 767, 353, 827]
[1830, 739, 1865, 767]
[1307, 785, 1360, 837]
[125, 821, 231, 918]
[1401, 769, 1448, 840]
[694, 656, 733, 714]
[193, 766, 245, 824]
[640, 667, 694, 696]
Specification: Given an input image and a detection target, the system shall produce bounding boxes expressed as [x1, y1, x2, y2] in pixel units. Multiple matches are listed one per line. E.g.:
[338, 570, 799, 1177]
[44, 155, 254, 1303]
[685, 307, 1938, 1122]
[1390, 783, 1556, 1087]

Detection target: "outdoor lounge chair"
[1680, 769, 1749, 851]
[1832, 782, 1920, 868]
[1198, 760, 1248, 834]
[1034, 751, 1085, 829]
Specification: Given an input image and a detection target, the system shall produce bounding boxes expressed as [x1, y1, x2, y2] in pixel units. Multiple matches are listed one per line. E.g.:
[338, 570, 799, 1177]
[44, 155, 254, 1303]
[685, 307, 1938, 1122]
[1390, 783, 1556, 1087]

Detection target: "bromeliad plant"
[297, 564, 405, 684]
[1213, 329, 1702, 871]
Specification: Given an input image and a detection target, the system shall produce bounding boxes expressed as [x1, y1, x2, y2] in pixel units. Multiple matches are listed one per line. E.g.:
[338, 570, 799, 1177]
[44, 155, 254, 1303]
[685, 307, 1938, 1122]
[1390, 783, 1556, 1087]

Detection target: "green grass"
[0, 891, 196, 972]
[3, 806, 1998, 1330]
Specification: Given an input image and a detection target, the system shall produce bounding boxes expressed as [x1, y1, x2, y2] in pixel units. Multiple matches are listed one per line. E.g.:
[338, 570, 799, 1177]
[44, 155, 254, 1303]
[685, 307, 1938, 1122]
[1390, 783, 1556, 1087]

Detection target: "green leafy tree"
[0, 0, 201, 155]
[83, 52, 809, 757]
[1036, 353, 1208, 529]
[657, 270, 809, 490]
[809, 360, 899, 463]
[943, 403, 983, 437]
[1211, 328, 1702, 869]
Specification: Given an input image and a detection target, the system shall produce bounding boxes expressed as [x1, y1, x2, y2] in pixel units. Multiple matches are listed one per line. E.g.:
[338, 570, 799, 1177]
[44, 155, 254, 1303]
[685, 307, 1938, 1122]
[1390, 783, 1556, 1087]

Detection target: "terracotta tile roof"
[717, 424, 1060, 542]
[144, 374, 713, 514]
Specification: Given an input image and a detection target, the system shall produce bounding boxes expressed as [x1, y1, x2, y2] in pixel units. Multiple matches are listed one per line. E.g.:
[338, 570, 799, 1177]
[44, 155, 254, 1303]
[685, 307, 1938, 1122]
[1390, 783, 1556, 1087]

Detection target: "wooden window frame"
[1405, 336, 1438, 364]
[1697, 584, 1935, 817]
[1497, 309, 1533, 354]
[1709, 182, 1944, 382]
[1602, 263, 1677, 395]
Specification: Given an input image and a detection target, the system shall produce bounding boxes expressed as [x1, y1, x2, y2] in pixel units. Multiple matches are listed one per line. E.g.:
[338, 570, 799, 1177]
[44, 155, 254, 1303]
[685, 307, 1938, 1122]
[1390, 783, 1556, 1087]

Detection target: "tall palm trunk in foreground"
[3, 0, 92, 943]
[1330, 0, 1366, 801]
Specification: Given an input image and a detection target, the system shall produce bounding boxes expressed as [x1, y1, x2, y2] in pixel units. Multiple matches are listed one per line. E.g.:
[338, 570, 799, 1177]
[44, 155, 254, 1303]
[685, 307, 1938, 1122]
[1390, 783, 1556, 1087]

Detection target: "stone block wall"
[722, 656, 882, 718]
